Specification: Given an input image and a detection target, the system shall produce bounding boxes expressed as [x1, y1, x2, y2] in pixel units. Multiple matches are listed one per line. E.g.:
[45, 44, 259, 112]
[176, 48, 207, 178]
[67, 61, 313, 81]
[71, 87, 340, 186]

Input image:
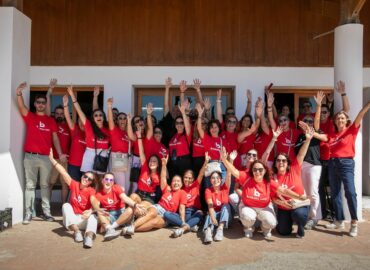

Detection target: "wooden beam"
[352, 0, 367, 16]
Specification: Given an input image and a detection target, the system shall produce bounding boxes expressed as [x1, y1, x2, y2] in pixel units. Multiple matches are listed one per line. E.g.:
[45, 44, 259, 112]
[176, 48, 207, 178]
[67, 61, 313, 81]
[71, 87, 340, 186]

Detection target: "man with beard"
[16, 81, 68, 224]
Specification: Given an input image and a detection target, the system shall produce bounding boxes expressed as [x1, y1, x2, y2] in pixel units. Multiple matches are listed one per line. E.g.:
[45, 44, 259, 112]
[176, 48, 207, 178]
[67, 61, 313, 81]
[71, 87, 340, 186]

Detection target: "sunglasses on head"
[82, 174, 94, 182]
[134, 118, 143, 124]
[303, 119, 314, 124]
[252, 168, 264, 173]
[247, 152, 257, 158]
[276, 158, 287, 163]
[103, 178, 114, 183]
[35, 100, 46, 105]
[279, 118, 288, 123]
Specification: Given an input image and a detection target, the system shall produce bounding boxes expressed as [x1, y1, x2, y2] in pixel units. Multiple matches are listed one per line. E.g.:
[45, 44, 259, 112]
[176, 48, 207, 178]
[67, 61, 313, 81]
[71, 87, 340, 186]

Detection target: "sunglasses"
[226, 112, 235, 115]
[276, 158, 288, 163]
[303, 119, 314, 124]
[82, 174, 94, 182]
[175, 121, 184, 125]
[247, 153, 257, 158]
[321, 111, 328, 114]
[134, 118, 143, 124]
[118, 117, 127, 120]
[279, 118, 288, 123]
[103, 178, 114, 183]
[154, 130, 162, 135]
[227, 120, 237, 124]
[94, 114, 103, 117]
[35, 100, 46, 105]
[252, 168, 264, 173]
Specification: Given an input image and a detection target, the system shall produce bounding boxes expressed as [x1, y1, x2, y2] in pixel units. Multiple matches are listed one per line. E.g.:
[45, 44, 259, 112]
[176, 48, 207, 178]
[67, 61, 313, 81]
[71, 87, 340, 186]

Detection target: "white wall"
[0, 7, 31, 224]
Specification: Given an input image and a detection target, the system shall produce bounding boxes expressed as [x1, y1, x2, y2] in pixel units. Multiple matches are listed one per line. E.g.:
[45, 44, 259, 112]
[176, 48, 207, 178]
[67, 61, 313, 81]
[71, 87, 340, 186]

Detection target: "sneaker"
[104, 228, 120, 240]
[244, 228, 254, 238]
[190, 225, 199, 233]
[84, 235, 93, 248]
[204, 227, 213, 243]
[262, 228, 272, 239]
[325, 220, 345, 229]
[121, 224, 135, 236]
[74, 231, 83, 243]
[41, 214, 55, 222]
[296, 234, 304, 239]
[214, 228, 224, 241]
[349, 223, 358, 237]
[22, 214, 32, 225]
[304, 219, 318, 230]
[172, 228, 184, 238]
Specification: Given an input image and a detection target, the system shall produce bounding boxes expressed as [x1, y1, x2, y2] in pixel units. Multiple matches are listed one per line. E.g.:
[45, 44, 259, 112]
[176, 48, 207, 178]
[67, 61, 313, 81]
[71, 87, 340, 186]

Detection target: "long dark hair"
[248, 160, 270, 182]
[272, 153, 291, 174]
[148, 154, 162, 175]
[97, 172, 115, 191]
[207, 119, 221, 136]
[90, 109, 108, 139]
[240, 114, 253, 129]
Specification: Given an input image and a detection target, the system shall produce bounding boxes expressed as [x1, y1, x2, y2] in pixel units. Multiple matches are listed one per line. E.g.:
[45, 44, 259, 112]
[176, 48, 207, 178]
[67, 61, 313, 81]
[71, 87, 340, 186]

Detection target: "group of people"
[16, 77, 370, 248]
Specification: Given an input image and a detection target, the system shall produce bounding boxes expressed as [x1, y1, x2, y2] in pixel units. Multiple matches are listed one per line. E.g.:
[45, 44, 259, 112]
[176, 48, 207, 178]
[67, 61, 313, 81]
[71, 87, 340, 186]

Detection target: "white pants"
[229, 193, 240, 214]
[80, 147, 110, 174]
[239, 202, 277, 230]
[62, 203, 97, 235]
[109, 152, 131, 193]
[301, 161, 322, 220]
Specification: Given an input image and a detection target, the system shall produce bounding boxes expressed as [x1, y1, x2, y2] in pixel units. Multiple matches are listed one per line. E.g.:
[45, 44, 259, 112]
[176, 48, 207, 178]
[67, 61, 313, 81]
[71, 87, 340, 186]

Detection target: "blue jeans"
[276, 206, 309, 237]
[109, 208, 125, 223]
[185, 207, 203, 228]
[203, 204, 232, 231]
[163, 211, 184, 227]
[328, 158, 357, 221]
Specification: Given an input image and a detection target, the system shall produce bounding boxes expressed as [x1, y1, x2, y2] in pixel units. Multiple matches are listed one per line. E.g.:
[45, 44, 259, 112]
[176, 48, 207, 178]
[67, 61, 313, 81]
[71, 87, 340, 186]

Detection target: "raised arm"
[335, 81, 350, 113]
[195, 103, 205, 138]
[221, 147, 240, 179]
[313, 91, 325, 130]
[160, 155, 169, 190]
[164, 77, 172, 116]
[136, 126, 146, 165]
[45, 78, 57, 116]
[353, 101, 370, 128]
[92, 86, 100, 111]
[266, 91, 277, 130]
[63, 94, 75, 130]
[197, 152, 210, 185]
[107, 97, 115, 130]
[237, 123, 257, 143]
[216, 89, 223, 124]
[179, 100, 191, 136]
[179, 80, 187, 105]
[49, 149, 72, 186]
[261, 126, 282, 165]
[224, 149, 237, 190]
[146, 103, 154, 139]
[16, 82, 29, 117]
[256, 97, 269, 134]
[296, 127, 314, 166]
[67, 86, 87, 125]
[299, 121, 328, 142]
[193, 78, 204, 106]
[126, 113, 137, 141]
[203, 97, 212, 120]
[245, 89, 252, 115]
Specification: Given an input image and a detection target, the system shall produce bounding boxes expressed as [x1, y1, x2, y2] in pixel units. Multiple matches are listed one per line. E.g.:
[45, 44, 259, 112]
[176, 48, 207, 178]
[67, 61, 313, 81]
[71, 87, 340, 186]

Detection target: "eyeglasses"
[154, 130, 162, 135]
[303, 119, 314, 124]
[227, 120, 237, 124]
[82, 174, 94, 182]
[247, 153, 257, 158]
[279, 118, 288, 123]
[103, 178, 114, 183]
[226, 111, 235, 115]
[175, 121, 184, 125]
[134, 118, 143, 124]
[35, 100, 46, 105]
[252, 168, 264, 173]
[94, 114, 103, 117]
[276, 159, 288, 163]
[321, 111, 328, 115]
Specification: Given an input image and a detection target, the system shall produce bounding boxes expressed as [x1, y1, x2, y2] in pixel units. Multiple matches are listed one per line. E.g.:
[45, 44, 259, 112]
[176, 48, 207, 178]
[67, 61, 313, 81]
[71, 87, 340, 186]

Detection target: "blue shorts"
[108, 208, 125, 223]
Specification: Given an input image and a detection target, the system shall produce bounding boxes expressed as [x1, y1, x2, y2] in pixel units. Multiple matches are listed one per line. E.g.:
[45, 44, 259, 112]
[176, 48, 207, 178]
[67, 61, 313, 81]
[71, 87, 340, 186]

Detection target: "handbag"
[111, 153, 129, 172]
[205, 161, 222, 177]
[93, 136, 110, 172]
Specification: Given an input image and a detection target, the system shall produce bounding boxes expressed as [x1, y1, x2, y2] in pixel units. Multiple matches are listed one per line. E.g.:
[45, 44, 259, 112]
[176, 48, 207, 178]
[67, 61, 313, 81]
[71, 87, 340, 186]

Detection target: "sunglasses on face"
[175, 121, 184, 125]
[35, 100, 46, 105]
[94, 114, 103, 117]
[279, 118, 288, 123]
[82, 174, 94, 182]
[226, 112, 235, 115]
[154, 130, 162, 135]
[118, 117, 127, 120]
[252, 168, 264, 173]
[103, 178, 114, 183]
[247, 152, 257, 158]
[134, 118, 143, 124]
[227, 120, 237, 124]
[276, 159, 287, 163]
[303, 119, 314, 124]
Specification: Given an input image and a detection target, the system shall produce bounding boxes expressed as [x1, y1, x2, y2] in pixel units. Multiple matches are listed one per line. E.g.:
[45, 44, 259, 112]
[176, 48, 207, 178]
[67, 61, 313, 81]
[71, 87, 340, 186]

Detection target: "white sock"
[111, 222, 119, 229]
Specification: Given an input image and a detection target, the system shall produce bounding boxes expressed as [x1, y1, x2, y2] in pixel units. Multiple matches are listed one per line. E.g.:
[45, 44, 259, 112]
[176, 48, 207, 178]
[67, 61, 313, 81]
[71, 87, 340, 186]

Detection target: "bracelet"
[267, 106, 272, 109]
[63, 105, 68, 108]
[216, 100, 221, 103]
[267, 109, 272, 112]
[53, 162, 58, 167]
[341, 93, 346, 96]
[72, 100, 77, 103]
[17, 93, 22, 96]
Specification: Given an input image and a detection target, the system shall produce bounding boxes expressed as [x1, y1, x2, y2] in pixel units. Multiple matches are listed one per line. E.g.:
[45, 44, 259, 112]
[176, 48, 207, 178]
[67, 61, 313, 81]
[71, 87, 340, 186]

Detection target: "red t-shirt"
[319, 118, 335, 160]
[192, 137, 205, 158]
[328, 124, 360, 158]
[182, 180, 201, 209]
[23, 112, 58, 155]
[84, 120, 110, 149]
[238, 132, 256, 155]
[52, 122, 71, 159]
[205, 184, 229, 212]
[169, 133, 191, 157]
[159, 185, 187, 213]
[237, 171, 278, 208]
[132, 137, 147, 156]
[276, 128, 299, 160]
[110, 126, 129, 153]
[145, 137, 168, 159]
[274, 159, 305, 210]
[68, 126, 86, 166]
[254, 131, 274, 162]
[137, 161, 160, 193]
[95, 184, 125, 211]
[203, 133, 224, 160]
[69, 179, 96, 214]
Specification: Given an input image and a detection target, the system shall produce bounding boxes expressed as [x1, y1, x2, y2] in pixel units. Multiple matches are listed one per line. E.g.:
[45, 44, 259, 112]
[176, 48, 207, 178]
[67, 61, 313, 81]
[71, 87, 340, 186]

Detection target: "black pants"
[169, 155, 192, 180]
[319, 160, 335, 219]
[192, 156, 205, 178]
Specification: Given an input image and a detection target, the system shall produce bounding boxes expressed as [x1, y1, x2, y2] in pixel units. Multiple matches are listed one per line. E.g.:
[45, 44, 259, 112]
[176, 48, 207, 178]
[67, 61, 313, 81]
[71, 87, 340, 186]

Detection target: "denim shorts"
[108, 208, 125, 223]
[152, 204, 167, 217]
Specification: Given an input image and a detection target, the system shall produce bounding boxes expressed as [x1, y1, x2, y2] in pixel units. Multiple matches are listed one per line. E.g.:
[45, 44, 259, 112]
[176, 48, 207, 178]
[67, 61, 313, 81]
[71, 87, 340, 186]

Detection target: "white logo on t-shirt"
[39, 121, 45, 128]
[281, 184, 288, 189]
[253, 189, 260, 197]
[77, 195, 82, 203]
[186, 194, 191, 200]
[215, 142, 221, 149]
[216, 199, 221, 206]
[107, 198, 114, 204]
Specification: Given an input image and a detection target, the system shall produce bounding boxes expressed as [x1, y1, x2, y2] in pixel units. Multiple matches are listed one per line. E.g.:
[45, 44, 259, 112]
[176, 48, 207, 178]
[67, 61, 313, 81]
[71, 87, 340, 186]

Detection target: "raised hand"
[66, 85, 74, 97]
[267, 91, 274, 107]
[49, 78, 57, 89]
[146, 102, 153, 115]
[205, 152, 210, 163]
[272, 126, 283, 139]
[179, 99, 189, 115]
[335, 80, 346, 94]
[16, 82, 27, 96]
[220, 146, 228, 161]
[217, 89, 222, 100]
[179, 80, 187, 93]
[203, 97, 211, 111]
[127, 113, 132, 122]
[107, 97, 113, 107]
[165, 77, 172, 89]
[298, 121, 309, 132]
[255, 99, 263, 118]
[93, 86, 100, 97]
[63, 95, 69, 107]
[246, 89, 252, 101]
[314, 91, 325, 106]
[192, 78, 201, 91]
[195, 103, 204, 116]
[229, 150, 238, 162]
[305, 127, 315, 140]
[161, 155, 169, 166]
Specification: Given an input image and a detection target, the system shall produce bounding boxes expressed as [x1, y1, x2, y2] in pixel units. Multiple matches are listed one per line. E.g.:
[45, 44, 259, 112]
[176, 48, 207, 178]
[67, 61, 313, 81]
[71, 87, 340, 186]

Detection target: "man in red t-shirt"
[16, 81, 68, 224]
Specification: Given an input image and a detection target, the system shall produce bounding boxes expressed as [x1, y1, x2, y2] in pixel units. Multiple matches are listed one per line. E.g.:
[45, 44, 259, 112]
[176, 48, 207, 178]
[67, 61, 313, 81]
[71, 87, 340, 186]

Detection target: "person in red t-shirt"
[127, 155, 187, 233]
[202, 148, 232, 244]
[264, 126, 314, 238]
[49, 150, 97, 248]
[16, 81, 67, 224]
[313, 100, 370, 237]
[91, 172, 146, 240]
[67, 86, 110, 174]
[192, 116, 209, 177]
[107, 98, 131, 192]
[171, 152, 210, 238]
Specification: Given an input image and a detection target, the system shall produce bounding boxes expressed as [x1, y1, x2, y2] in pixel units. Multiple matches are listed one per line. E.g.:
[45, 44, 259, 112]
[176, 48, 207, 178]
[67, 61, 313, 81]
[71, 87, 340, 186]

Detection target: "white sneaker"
[262, 228, 272, 239]
[172, 228, 184, 238]
[214, 228, 224, 241]
[104, 228, 120, 240]
[304, 219, 318, 230]
[74, 231, 83, 243]
[204, 227, 213, 243]
[349, 223, 358, 237]
[84, 235, 93, 248]
[244, 228, 254, 238]
[190, 225, 199, 233]
[325, 220, 345, 229]
[22, 214, 32, 225]
[122, 224, 135, 236]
